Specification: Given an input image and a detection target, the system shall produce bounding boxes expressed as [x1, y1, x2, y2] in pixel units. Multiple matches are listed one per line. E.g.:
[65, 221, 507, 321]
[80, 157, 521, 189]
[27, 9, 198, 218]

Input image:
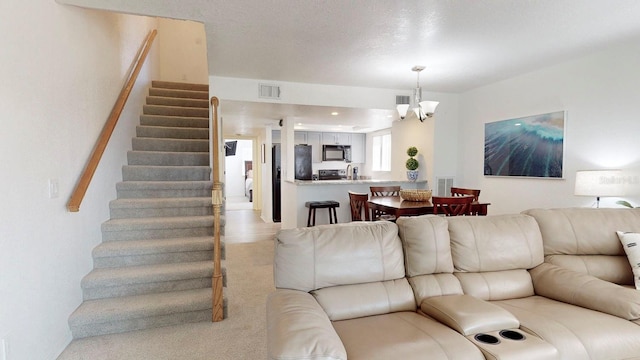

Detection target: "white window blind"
[372, 132, 391, 171]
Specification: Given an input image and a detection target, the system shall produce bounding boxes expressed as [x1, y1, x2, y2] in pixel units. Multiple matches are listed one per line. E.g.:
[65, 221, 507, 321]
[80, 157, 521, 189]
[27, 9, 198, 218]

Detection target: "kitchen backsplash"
[313, 161, 364, 176]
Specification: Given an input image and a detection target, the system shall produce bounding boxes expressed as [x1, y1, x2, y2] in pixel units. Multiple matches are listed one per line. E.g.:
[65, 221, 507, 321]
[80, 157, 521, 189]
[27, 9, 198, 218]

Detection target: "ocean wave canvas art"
[484, 111, 565, 178]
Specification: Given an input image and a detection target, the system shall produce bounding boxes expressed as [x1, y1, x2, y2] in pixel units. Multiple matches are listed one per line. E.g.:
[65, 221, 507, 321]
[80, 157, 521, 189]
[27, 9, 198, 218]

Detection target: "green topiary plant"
[406, 147, 419, 170]
[406, 158, 419, 171]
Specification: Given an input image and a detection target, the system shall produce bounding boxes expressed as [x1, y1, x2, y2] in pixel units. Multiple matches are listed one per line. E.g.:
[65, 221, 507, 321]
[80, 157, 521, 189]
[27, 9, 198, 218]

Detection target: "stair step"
[146, 96, 209, 109]
[68, 288, 220, 339]
[110, 197, 212, 218]
[132, 137, 209, 152]
[81, 261, 214, 300]
[149, 87, 208, 100]
[140, 114, 209, 128]
[101, 216, 214, 242]
[127, 151, 209, 166]
[122, 165, 210, 181]
[143, 104, 208, 118]
[136, 125, 209, 140]
[92, 236, 223, 268]
[116, 181, 212, 199]
[66, 81, 226, 339]
[152, 81, 208, 92]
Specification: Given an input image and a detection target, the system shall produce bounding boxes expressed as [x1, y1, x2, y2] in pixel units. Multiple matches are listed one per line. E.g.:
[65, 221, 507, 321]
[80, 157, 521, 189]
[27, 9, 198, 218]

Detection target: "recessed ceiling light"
[331, 112, 339, 116]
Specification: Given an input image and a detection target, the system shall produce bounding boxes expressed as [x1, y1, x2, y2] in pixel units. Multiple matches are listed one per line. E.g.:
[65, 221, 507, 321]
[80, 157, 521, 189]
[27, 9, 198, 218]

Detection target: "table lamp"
[574, 170, 624, 208]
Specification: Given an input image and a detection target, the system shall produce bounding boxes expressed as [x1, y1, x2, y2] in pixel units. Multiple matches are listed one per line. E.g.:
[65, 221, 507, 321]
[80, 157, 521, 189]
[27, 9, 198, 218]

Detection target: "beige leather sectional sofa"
[266, 208, 640, 360]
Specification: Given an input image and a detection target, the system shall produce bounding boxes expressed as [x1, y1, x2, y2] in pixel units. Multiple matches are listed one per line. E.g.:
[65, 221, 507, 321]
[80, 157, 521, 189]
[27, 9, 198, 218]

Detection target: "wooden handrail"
[67, 29, 158, 212]
[210, 96, 224, 322]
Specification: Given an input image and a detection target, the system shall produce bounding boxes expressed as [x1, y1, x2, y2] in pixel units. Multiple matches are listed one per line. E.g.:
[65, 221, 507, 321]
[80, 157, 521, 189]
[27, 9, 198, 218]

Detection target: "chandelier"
[397, 66, 439, 122]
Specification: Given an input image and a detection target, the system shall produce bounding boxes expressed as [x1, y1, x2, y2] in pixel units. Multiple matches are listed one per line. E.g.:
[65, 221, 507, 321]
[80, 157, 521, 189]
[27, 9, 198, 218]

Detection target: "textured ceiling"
[58, 0, 640, 134]
[203, 0, 640, 92]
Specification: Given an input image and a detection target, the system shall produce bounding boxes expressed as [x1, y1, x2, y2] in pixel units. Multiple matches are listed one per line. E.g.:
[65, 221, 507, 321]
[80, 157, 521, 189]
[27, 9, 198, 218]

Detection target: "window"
[372, 132, 391, 171]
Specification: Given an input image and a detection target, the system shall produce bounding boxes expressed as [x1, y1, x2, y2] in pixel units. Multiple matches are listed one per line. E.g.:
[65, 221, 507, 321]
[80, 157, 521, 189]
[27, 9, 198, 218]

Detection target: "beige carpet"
[57, 239, 275, 360]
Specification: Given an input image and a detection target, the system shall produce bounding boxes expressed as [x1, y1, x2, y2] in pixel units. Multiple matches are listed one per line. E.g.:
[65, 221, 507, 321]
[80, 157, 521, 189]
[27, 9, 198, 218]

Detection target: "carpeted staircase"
[68, 81, 226, 339]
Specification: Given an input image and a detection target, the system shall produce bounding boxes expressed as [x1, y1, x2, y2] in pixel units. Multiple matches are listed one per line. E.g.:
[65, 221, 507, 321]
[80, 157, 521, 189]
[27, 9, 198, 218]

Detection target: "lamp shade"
[396, 104, 410, 119]
[574, 170, 624, 196]
[418, 101, 439, 116]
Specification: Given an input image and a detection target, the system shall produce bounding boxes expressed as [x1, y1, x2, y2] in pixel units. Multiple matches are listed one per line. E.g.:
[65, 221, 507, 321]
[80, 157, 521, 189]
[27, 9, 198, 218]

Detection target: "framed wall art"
[484, 111, 565, 178]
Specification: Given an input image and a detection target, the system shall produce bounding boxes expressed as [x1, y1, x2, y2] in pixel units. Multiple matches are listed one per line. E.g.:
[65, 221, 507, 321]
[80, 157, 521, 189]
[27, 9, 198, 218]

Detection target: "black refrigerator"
[272, 144, 281, 222]
[294, 144, 313, 180]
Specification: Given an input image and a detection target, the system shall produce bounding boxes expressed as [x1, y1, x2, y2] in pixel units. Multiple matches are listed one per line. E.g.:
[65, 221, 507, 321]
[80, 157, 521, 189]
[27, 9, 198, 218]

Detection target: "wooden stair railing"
[210, 97, 224, 322]
[67, 29, 158, 212]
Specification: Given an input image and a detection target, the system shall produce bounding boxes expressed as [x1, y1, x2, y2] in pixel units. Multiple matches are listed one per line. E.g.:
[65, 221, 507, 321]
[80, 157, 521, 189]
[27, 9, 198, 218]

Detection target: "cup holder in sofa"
[499, 329, 526, 341]
[474, 333, 501, 345]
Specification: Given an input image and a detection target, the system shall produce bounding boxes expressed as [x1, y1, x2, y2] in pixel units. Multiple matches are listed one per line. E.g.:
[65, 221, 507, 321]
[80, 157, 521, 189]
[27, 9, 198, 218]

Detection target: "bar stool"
[305, 201, 340, 227]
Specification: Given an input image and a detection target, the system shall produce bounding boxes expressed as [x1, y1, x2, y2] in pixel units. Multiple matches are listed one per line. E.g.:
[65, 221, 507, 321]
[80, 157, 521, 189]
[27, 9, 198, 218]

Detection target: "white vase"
[407, 170, 419, 182]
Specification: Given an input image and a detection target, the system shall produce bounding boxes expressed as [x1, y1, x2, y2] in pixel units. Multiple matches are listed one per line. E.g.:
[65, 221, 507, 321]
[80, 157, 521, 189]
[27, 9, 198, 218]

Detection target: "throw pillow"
[616, 231, 640, 290]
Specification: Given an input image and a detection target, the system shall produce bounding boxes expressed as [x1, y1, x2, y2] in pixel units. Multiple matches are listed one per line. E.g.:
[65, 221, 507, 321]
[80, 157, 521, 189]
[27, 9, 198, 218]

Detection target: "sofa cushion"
[311, 279, 416, 321]
[408, 274, 463, 304]
[396, 215, 453, 276]
[531, 262, 640, 320]
[448, 214, 544, 272]
[332, 311, 485, 360]
[617, 231, 640, 289]
[544, 254, 634, 285]
[274, 221, 404, 292]
[267, 289, 347, 360]
[454, 269, 535, 300]
[523, 208, 640, 256]
[449, 214, 544, 272]
[496, 296, 640, 360]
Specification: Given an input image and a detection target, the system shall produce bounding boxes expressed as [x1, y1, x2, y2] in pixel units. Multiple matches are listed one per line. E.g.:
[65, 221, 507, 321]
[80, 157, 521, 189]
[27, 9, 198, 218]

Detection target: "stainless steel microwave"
[322, 145, 351, 162]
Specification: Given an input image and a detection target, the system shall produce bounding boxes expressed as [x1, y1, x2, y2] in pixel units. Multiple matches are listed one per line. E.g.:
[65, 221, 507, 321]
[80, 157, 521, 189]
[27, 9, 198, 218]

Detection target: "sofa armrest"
[530, 262, 640, 320]
[267, 289, 347, 360]
[420, 294, 519, 336]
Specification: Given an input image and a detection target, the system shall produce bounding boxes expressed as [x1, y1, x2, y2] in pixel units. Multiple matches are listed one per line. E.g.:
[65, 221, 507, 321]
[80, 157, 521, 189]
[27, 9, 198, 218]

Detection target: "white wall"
[261, 127, 274, 222]
[223, 139, 253, 197]
[458, 40, 640, 214]
[157, 18, 208, 84]
[363, 92, 459, 191]
[210, 76, 402, 109]
[208, 76, 460, 220]
[0, 2, 159, 359]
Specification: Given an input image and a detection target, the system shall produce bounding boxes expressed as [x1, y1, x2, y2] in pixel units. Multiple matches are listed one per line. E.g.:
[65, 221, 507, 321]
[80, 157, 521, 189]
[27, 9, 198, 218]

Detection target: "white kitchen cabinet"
[294, 131, 308, 144]
[350, 133, 366, 163]
[307, 131, 322, 163]
[322, 132, 351, 145]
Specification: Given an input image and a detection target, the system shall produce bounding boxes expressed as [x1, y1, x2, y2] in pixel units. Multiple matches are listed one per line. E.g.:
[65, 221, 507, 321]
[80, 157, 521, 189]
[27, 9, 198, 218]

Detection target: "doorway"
[224, 138, 254, 210]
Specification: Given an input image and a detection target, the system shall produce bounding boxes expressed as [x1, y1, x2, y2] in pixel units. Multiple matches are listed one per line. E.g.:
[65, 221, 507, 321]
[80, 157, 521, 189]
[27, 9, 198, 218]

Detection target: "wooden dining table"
[368, 196, 490, 218]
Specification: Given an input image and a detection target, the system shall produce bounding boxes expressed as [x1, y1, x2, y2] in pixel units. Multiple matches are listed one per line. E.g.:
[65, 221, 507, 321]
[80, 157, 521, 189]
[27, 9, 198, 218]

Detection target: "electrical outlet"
[48, 178, 59, 199]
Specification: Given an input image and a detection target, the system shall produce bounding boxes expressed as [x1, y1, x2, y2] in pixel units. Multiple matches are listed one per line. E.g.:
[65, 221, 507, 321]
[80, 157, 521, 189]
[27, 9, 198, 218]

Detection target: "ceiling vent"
[396, 95, 410, 106]
[259, 84, 281, 100]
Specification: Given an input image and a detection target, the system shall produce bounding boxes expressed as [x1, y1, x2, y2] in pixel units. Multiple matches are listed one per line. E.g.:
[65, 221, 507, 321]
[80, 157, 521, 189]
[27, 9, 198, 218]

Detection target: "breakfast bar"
[282, 179, 428, 228]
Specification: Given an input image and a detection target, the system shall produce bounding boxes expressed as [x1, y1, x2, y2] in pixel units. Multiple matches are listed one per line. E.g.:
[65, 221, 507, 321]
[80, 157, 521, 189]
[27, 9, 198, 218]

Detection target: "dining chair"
[370, 186, 400, 220]
[370, 186, 401, 197]
[432, 195, 474, 216]
[348, 191, 371, 221]
[450, 187, 481, 202]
